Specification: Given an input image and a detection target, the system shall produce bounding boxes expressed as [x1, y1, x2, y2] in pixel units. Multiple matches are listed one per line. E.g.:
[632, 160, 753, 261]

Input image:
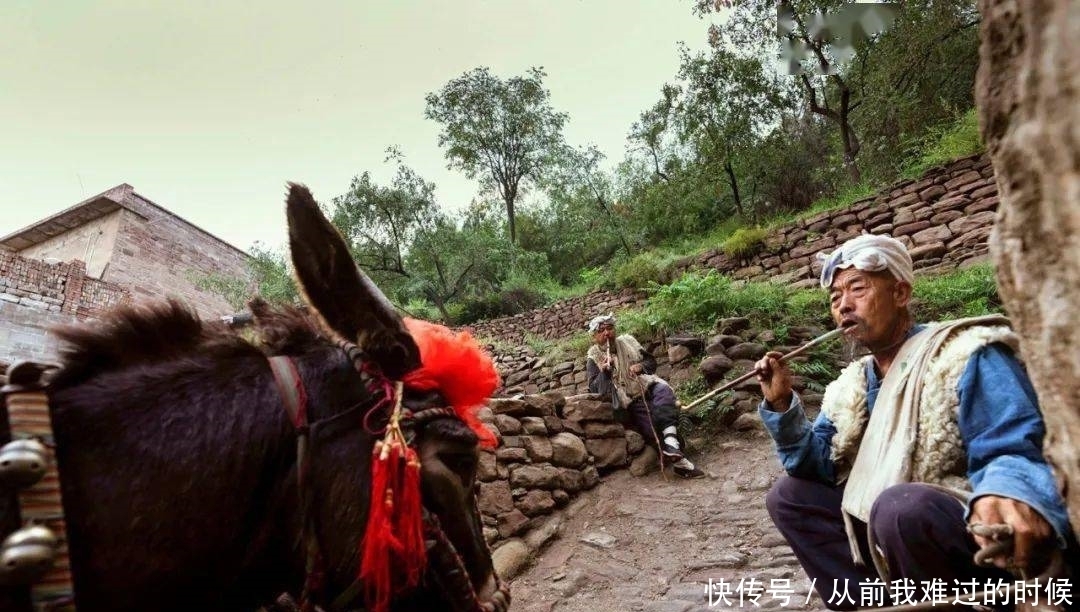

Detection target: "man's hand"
[600, 356, 613, 372]
[755, 351, 793, 411]
[969, 495, 1054, 572]
[629, 363, 644, 375]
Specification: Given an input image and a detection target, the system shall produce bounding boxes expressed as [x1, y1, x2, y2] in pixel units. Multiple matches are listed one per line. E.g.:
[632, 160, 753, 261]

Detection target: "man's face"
[593, 324, 615, 344]
[828, 268, 911, 350]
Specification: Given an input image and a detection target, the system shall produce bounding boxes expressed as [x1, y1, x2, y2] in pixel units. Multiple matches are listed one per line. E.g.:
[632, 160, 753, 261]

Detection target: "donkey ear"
[285, 182, 421, 378]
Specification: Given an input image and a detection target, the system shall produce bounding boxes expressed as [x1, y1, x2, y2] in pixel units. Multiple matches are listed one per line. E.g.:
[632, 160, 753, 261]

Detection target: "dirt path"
[505, 428, 825, 612]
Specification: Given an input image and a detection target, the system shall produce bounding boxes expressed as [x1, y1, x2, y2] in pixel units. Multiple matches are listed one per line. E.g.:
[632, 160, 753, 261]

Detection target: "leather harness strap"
[267, 355, 327, 612]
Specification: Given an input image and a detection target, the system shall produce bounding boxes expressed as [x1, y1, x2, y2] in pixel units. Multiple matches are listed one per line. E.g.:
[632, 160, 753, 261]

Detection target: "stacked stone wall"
[471, 153, 997, 347]
[477, 391, 649, 550]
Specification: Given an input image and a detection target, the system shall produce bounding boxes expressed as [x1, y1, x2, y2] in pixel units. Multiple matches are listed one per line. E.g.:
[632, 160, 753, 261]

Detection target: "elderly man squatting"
[754, 234, 1073, 610]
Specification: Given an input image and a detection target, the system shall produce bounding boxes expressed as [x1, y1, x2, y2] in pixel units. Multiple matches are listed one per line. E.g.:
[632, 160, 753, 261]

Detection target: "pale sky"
[2, 1, 717, 253]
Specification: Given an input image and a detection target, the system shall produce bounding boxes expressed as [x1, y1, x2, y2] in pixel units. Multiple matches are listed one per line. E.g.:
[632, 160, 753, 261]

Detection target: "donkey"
[0, 184, 507, 611]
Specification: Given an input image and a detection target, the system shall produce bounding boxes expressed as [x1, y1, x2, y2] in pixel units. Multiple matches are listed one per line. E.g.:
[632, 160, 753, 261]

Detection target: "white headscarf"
[587, 313, 616, 333]
[818, 234, 914, 289]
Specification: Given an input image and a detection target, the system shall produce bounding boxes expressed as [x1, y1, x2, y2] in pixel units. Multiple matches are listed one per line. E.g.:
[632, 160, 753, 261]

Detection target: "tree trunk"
[976, 0, 1080, 540]
[723, 159, 745, 217]
[505, 197, 517, 245]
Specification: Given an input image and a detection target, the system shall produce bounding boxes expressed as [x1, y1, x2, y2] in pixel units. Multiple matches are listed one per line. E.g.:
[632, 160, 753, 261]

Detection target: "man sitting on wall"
[585, 314, 705, 479]
[754, 233, 1074, 610]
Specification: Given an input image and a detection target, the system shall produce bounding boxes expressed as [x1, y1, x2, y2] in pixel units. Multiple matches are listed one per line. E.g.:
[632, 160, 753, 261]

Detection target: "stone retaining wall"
[470, 153, 996, 347]
[477, 392, 649, 548]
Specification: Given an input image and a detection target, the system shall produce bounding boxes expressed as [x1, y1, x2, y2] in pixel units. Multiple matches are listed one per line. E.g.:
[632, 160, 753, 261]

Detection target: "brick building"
[0, 183, 252, 365]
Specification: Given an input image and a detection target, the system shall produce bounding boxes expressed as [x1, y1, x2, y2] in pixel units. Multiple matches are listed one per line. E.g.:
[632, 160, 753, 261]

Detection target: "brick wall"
[0, 251, 128, 364]
[103, 192, 252, 319]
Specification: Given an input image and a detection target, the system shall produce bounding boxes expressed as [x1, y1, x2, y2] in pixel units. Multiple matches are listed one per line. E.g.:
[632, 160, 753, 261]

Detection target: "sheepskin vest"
[586, 334, 661, 406]
[821, 315, 1018, 491]
[821, 315, 1018, 577]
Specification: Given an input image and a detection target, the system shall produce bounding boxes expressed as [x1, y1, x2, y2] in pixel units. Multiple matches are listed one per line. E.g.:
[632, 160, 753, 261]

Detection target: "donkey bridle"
[266, 340, 510, 612]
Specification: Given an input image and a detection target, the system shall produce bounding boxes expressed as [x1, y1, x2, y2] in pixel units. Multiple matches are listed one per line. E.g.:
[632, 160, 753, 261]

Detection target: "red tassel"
[396, 445, 426, 586]
[359, 441, 401, 612]
[359, 438, 427, 612]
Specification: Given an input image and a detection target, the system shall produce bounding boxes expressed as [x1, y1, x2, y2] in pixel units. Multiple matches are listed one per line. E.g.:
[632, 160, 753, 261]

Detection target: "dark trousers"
[766, 476, 1022, 610]
[623, 397, 678, 446]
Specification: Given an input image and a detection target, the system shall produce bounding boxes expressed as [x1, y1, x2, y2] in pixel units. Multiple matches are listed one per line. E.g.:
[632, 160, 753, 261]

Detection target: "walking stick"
[681, 327, 845, 412]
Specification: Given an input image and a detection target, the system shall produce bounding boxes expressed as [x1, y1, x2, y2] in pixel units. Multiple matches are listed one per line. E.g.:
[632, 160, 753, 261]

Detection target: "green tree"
[671, 44, 790, 217]
[424, 66, 569, 245]
[190, 243, 298, 311]
[329, 149, 493, 322]
[693, 0, 979, 185]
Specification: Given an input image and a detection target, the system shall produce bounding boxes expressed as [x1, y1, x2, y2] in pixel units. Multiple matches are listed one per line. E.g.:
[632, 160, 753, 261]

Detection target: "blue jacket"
[759, 336, 1072, 544]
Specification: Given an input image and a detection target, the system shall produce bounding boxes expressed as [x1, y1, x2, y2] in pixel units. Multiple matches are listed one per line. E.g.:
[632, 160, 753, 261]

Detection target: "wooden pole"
[681, 327, 844, 412]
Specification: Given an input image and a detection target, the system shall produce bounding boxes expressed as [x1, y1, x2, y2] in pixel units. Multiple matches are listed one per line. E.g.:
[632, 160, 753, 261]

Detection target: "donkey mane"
[48, 298, 331, 389]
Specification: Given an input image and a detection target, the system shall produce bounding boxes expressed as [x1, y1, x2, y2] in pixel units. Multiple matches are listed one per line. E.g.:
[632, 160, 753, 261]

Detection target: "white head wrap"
[587, 313, 616, 333]
[817, 233, 914, 289]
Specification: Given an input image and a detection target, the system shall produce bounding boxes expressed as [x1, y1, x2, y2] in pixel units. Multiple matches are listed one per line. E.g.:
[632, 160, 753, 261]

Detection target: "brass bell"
[0, 439, 49, 488]
[0, 525, 59, 586]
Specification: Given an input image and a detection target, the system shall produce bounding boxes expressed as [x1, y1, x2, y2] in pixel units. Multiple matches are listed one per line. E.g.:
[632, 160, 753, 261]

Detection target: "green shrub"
[638, 270, 790, 333]
[456, 286, 547, 324]
[912, 263, 1001, 320]
[902, 109, 984, 179]
[614, 252, 663, 289]
[720, 226, 769, 258]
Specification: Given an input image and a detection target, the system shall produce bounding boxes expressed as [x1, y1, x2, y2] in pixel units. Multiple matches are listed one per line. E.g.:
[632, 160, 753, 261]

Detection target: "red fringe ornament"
[401, 318, 501, 448]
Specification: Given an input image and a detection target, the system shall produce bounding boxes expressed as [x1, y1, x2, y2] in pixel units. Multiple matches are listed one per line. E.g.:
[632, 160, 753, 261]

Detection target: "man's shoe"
[673, 465, 706, 479]
[660, 440, 684, 460]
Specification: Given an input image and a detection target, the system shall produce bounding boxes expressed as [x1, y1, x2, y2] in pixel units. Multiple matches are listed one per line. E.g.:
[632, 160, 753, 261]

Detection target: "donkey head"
[284, 183, 501, 611]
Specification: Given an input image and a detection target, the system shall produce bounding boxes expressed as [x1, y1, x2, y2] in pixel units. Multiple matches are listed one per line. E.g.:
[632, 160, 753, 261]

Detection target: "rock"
[521, 435, 553, 462]
[584, 421, 625, 439]
[520, 416, 548, 435]
[556, 467, 585, 492]
[522, 394, 558, 417]
[491, 538, 530, 580]
[496, 509, 530, 538]
[478, 480, 516, 515]
[550, 432, 588, 468]
[699, 354, 734, 384]
[493, 414, 522, 435]
[625, 429, 645, 454]
[585, 437, 628, 469]
[668, 344, 693, 364]
[477, 450, 498, 481]
[716, 316, 751, 334]
[524, 514, 562, 551]
[516, 489, 556, 517]
[495, 447, 528, 463]
[488, 398, 529, 417]
[629, 445, 659, 476]
[562, 396, 615, 422]
[732, 413, 762, 431]
[665, 334, 704, 353]
[726, 342, 767, 360]
[542, 415, 564, 433]
[580, 531, 617, 549]
[510, 464, 563, 489]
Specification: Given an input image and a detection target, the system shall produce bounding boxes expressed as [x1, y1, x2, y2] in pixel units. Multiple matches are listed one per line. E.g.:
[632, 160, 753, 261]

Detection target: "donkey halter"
[267, 339, 509, 612]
